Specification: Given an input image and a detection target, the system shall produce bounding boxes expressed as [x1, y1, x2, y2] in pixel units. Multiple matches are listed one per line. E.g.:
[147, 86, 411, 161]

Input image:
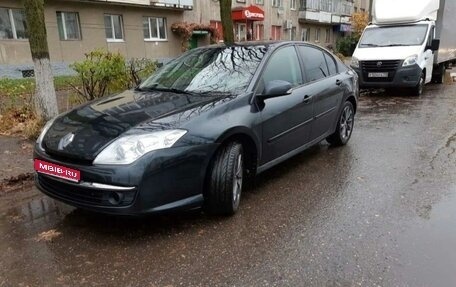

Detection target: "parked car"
[34, 41, 358, 216]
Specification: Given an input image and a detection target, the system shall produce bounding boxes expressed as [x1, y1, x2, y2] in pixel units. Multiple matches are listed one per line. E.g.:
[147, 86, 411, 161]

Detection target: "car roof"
[203, 41, 323, 49]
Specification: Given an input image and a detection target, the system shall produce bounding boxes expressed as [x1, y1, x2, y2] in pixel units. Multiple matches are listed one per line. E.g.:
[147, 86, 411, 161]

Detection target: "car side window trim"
[323, 50, 339, 76]
[296, 44, 337, 85]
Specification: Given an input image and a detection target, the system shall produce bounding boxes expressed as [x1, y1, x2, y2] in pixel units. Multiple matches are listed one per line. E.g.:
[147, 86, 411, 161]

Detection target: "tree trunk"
[219, 0, 234, 44]
[23, 0, 58, 120]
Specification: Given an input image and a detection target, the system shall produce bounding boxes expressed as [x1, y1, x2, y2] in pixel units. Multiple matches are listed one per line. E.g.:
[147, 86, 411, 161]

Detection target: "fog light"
[108, 191, 124, 205]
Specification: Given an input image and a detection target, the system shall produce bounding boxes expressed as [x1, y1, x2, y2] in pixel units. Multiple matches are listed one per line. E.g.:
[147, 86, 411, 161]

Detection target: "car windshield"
[140, 46, 268, 95]
[359, 24, 428, 48]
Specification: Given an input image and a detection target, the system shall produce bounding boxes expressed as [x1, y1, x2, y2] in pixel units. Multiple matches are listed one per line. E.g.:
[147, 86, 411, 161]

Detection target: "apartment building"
[0, 0, 192, 78]
[188, 0, 369, 49]
[0, 0, 368, 78]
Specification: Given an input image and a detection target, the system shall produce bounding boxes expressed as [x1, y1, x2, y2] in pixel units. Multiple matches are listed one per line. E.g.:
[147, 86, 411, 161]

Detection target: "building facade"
[0, 0, 192, 78]
[0, 0, 369, 78]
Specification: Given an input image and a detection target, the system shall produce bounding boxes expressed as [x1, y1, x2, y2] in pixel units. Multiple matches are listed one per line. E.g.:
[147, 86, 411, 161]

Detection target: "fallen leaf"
[36, 229, 62, 242]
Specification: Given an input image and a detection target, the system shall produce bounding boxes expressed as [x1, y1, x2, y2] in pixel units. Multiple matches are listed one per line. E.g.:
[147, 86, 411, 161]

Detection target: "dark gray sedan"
[34, 41, 358, 215]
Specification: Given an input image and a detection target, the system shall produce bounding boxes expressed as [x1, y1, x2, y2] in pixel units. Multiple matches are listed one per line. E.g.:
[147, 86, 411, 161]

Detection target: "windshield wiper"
[380, 44, 415, 47]
[360, 43, 381, 47]
[136, 86, 193, 95]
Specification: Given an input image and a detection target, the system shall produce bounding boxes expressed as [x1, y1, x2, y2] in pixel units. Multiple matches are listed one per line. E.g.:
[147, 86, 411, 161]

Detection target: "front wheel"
[411, 72, 425, 96]
[326, 101, 355, 146]
[204, 142, 244, 215]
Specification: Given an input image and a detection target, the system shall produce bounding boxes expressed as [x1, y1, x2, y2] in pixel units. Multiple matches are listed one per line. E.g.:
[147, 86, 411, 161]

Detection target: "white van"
[351, 0, 456, 96]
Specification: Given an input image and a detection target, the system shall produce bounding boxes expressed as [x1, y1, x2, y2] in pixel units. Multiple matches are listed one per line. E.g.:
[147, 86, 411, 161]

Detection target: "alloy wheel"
[232, 153, 243, 209]
[340, 105, 354, 142]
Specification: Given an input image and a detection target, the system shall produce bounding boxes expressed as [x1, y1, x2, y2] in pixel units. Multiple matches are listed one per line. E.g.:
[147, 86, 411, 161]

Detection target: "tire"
[205, 142, 244, 215]
[326, 101, 355, 146]
[432, 64, 445, 84]
[411, 72, 425, 96]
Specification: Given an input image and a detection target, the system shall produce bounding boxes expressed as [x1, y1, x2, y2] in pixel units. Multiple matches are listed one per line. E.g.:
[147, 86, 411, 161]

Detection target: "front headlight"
[350, 57, 360, 69]
[93, 130, 187, 165]
[36, 117, 57, 150]
[402, 55, 418, 67]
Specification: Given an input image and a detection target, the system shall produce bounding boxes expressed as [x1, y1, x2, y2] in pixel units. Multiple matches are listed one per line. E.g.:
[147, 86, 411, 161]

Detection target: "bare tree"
[219, 0, 234, 44]
[23, 0, 59, 120]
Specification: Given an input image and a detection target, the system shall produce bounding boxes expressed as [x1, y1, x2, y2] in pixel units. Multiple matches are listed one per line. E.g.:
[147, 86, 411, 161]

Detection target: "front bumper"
[34, 143, 218, 215]
[353, 64, 422, 89]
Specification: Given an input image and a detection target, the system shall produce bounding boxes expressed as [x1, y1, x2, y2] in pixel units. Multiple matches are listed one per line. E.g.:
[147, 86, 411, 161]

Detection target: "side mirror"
[257, 80, 292, 99]
[428, 39, 440, 51]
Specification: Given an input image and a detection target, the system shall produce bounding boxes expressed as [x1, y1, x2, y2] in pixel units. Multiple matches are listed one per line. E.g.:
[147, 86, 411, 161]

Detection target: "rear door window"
[297, 46, 329, 83]
[324, 52, 338, 76]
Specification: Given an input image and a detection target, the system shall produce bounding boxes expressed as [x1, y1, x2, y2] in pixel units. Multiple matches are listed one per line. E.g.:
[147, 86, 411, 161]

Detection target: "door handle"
[303, 95, 312, 104]
[336, 79, 342, 86]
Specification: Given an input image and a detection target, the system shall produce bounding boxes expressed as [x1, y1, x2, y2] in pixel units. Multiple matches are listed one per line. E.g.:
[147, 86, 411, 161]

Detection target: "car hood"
[353, 46, 423, 61]
[42, 89, 225, 161]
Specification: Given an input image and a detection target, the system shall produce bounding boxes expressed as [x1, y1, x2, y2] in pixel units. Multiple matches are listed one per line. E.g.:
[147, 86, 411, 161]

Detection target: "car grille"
[37, 174, 137, 207]
[361, 60, 402, 82]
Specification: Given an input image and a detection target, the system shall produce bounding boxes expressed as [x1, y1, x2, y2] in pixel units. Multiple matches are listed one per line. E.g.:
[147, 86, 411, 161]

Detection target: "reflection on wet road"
[1, 79, 456, 286]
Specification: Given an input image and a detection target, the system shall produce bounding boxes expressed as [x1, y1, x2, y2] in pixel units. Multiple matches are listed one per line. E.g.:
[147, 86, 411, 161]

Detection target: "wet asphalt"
[1, 77, 456, 287]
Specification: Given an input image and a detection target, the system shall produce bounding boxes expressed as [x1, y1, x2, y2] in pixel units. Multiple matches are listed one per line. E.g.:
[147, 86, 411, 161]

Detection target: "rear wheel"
[205, 142, 244, 215]
[326, 101, 355, 146]
[432, 64, 445, 84]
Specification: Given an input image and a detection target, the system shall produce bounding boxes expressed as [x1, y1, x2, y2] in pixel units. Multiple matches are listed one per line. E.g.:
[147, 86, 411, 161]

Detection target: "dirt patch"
[0, 174, 34, 194]
[0, 136, 34, 181]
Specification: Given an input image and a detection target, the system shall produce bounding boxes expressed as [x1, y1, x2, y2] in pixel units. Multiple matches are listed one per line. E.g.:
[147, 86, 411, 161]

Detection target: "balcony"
[298, 10, 332, 23]
[299, 0, 354, 23]
[86, 0, 193, 9]
[150, 0, 193, 9]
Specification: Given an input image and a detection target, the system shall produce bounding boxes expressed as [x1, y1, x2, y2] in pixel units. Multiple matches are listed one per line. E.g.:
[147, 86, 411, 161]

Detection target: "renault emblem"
[58, 133, 74, 150]
[377, 61, 383, 67]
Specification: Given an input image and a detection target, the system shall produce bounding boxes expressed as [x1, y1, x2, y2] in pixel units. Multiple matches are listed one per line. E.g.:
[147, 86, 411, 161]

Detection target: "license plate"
[368, 72, 388, 78]
[34, 159, 81, 182]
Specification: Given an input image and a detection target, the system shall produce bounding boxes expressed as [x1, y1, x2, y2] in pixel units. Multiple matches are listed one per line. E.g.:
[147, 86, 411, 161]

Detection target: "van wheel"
[326, 101, 355, 146]
[412, 72, 425, 96]
[432, 64, 445, 84]
[205, 142, 244, 215]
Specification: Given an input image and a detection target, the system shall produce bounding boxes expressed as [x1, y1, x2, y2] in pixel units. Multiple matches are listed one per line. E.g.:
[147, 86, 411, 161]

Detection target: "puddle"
[397, 188, 456, 286]
[0, 191, 75, 231]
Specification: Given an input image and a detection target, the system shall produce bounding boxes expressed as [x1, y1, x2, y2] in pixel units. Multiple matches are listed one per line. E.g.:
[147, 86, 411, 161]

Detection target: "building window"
[325, 28, 331, 43]
[0, 7, 27, 40]
[104, 14, 124, 41]
[301, 27, 310, 41]
[272, 0, 282, 8]
[271, 25, 281, 40]
[290, 0, 297, 10]
[143, 17, 167, 40]
[255, 0, 264, 4]
[57, 12, 81, 40]
[315, 28, 320, 42]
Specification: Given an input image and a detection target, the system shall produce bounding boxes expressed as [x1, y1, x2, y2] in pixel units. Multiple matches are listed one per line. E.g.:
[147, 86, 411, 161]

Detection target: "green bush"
[70, 49, 127, 101]
[336, 35, 359, 57]
[70, 49, 158, 102]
